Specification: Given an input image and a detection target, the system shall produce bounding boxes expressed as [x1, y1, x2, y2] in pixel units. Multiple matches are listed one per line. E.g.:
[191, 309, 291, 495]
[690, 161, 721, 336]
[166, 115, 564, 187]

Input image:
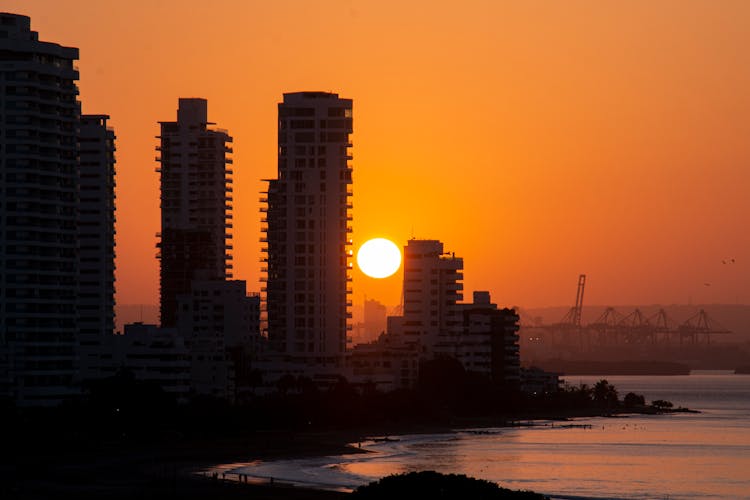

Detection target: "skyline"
[6, 0, 750, 311]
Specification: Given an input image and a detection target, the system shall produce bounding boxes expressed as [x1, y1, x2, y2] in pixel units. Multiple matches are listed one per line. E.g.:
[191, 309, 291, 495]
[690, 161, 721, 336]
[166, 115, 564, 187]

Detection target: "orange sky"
[7, 0, 750, 313]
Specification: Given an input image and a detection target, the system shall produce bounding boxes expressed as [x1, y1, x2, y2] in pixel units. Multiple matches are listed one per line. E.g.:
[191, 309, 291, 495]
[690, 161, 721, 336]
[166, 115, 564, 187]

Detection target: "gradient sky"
[7, 0, 750, 313]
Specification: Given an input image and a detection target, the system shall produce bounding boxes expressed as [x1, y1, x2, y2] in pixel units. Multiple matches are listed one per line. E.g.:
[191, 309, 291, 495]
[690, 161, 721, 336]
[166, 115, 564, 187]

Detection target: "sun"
[357, 238, 402, 278]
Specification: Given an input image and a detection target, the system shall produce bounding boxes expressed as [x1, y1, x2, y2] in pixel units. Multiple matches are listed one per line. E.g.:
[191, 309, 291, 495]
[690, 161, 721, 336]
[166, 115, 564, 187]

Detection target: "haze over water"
[228, 372, 750, 499]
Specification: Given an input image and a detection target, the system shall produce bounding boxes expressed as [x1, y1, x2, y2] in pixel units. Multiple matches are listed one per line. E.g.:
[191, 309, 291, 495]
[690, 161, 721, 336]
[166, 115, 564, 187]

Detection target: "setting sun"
[357, 238, 401, 279]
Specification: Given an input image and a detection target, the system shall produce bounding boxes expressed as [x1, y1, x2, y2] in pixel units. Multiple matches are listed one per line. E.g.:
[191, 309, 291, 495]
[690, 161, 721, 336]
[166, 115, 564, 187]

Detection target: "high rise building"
[77, 114, 116, 381]
[395, 239, 464, 355]
[157, 98, 233, 327]
[0, 13, 81, 406]
[262, 92, 353, 365]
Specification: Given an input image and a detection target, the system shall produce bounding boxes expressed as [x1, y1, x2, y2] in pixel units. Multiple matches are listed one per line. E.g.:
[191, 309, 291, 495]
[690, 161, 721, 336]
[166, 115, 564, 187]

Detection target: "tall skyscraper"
[397, 239, 464, 355]
[157, 98, 233, 327]
[77, 114, 116, 381]
[0, 13, 81, 405]
[263, 92, 353, 365]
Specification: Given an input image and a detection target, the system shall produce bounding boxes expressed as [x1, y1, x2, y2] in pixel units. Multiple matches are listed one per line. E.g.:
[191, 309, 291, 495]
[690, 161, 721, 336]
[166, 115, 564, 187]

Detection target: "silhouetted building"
[348, 334, 419, 391]
[379, 242, 520, 389]
[262, 92, 353, 366]
[520, 366, 560, 395]
[115, 323, 190, 401]
[175, 279, 260, 401]
[77, 114, 116, 381]
[0, 13, 80, 406]
[157, 98, 233, 327]
[390, 239, 463, 356]
[459, 291, 520, 388]
[363, 299, 387, 343]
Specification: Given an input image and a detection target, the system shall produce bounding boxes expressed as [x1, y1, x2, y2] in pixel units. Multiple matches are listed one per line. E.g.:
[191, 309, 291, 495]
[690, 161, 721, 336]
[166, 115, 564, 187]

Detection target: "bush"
[353, 471, 549, 499]
[623, 392, 646, 407]
[652, 399, 673, 409]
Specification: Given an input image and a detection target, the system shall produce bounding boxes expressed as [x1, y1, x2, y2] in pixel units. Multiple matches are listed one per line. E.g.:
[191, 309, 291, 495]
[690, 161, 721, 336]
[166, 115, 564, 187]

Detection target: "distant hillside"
[519, 304, 750, 343]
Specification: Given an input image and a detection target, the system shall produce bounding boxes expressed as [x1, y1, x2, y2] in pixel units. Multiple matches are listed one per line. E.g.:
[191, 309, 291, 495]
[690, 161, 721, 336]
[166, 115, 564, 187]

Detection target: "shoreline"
[196, 406, 681, 494]
[2, 405, 689, 499]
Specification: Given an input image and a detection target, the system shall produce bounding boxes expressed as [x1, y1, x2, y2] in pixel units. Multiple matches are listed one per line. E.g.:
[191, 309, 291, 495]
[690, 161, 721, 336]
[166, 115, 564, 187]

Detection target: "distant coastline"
[532, 359, 691, 376]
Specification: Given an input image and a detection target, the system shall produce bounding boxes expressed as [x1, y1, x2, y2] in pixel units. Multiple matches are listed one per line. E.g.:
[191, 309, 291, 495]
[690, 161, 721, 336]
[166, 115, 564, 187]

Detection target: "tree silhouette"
[592, 379, 618, 408]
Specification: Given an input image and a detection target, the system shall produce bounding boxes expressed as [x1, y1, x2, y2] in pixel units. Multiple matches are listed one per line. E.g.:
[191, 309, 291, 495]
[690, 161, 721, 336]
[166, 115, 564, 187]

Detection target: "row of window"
[279, 107, 351, 118]
[284, 118, 352, 130]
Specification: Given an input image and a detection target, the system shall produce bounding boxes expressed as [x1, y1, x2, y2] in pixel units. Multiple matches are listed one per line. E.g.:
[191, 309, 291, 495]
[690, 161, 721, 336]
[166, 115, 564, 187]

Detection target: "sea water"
[226, 372, 750, 499]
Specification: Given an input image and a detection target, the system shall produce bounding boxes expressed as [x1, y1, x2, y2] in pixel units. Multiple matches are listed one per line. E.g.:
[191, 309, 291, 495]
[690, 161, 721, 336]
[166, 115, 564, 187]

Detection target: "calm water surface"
[226, 372, 750, 499]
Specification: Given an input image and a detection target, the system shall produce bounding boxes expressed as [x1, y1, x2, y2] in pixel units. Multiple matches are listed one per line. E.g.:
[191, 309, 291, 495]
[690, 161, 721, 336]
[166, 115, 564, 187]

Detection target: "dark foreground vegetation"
[353, 471, 549, 500]
[0, 360, 676, 499]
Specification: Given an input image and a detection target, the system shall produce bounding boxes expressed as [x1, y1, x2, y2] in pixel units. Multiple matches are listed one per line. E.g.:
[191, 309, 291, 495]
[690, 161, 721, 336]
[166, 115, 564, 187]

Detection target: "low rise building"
[113, 323, 190, 401]
[458, 292, 521, 388]
[176, 279, 261, 401]
[347, 334, 419, 392]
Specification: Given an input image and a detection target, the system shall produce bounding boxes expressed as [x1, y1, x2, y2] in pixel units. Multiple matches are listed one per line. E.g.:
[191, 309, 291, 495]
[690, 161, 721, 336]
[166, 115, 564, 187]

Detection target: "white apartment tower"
[398, 239, 464, 355]
[263, 92, 353, 365]
[157, 98, 233, 327]
[0, 14, 81, 405]
[77, 114, 116, 381]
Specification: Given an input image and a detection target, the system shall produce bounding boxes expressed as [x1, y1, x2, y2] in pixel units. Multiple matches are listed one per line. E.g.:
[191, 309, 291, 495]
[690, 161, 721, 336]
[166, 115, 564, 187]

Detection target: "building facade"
[363, 298, 387, 343]
[263, 92, 353, 366]
[458, 291, 521, 388]
[394, 239, 464, 356]
[175, 279, 261, 401]
[0, 13, 81, 405]
[77, 114, 116, 381]
[157, 98, 233, 327]
[115, 323, 191, 401]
